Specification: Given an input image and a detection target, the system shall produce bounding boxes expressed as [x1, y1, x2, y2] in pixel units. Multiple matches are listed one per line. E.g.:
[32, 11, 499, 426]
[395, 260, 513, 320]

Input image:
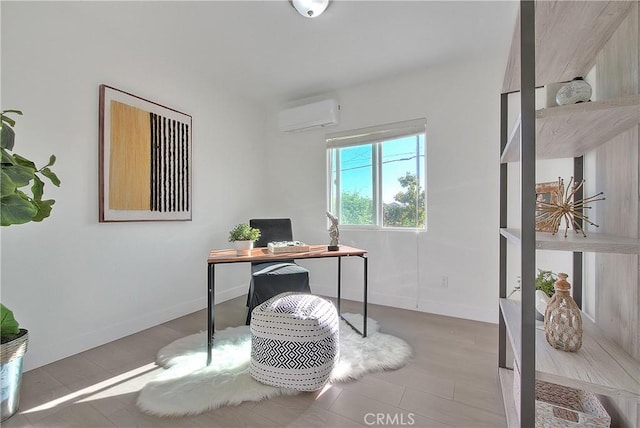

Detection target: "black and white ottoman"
[249, 292, 339, 391]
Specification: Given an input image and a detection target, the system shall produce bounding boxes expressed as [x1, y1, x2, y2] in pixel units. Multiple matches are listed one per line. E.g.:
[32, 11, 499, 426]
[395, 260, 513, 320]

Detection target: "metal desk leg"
[338, 254, 368, 339]
[363, 254, 368, 338]
[207, 263, 215, 366]
[337, 256, 342, 315]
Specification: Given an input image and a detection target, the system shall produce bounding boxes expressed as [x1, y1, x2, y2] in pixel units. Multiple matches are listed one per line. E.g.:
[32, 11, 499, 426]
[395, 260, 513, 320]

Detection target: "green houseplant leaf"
[3, 163, 36, 188]
[0, 110, 60, 226]
[1, 170, 17, 196]
[13, 153, 37, 170]
[1, 194, 39, 226]
[0, 304, 20, 338]
[40, 167, 61, 187]
[0, 124, 16, 150]
[228, 223, 261, 242]
[31, 198, 55, 222]
[535, 269, 556, 297]
[0, 110, 22, 150]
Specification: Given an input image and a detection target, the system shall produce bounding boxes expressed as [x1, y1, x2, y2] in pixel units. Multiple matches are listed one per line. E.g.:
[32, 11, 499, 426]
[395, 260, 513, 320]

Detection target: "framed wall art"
[535, 179, 564, 232]
[99, 85, 192, 222]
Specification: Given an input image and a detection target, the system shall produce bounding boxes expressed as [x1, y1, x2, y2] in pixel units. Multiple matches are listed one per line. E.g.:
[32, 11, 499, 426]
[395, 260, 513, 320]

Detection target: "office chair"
[245, 218, 311, 324]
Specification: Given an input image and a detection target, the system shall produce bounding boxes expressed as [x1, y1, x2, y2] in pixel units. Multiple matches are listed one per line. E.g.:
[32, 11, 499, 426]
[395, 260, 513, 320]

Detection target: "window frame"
[326, 119, 427, 231]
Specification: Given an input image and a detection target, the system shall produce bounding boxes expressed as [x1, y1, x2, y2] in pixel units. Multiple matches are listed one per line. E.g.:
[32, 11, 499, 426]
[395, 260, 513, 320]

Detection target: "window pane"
[339, 144, 374, 225]
[381, 135, 425, 228]
[329, 149, 338, 215]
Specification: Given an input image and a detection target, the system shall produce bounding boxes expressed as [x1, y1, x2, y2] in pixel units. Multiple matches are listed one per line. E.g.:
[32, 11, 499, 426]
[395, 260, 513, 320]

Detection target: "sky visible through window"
[340, 135, 424, 203]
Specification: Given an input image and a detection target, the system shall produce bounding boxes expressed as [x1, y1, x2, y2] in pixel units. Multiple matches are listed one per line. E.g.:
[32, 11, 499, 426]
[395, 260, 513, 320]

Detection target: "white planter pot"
[233, 240, 254, 256]
[535, 290, 551, 320]
[0, 329, 28, 421]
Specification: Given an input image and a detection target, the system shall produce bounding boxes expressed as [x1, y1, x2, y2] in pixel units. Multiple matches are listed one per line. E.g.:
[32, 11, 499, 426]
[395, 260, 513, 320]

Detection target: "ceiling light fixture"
[290, 0, 330, 18]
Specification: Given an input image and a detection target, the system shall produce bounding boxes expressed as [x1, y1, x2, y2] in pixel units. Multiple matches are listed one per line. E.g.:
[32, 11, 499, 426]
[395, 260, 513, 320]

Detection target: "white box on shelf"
[267, 241, 310, 254]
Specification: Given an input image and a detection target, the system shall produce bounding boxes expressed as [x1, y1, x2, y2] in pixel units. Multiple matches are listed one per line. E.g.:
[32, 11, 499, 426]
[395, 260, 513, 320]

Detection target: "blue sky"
[339, 135, 425, 203]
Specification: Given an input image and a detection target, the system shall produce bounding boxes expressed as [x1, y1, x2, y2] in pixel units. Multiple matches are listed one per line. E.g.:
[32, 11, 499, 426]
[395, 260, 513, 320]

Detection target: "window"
[327, 119, 426, 229]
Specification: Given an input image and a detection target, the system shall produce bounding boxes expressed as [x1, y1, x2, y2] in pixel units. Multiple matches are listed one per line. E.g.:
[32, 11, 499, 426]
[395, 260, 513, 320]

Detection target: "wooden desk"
[206, 245, 368, 365]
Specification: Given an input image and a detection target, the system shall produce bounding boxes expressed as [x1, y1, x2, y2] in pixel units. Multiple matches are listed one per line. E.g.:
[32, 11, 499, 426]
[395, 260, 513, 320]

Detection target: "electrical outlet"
[441, 275, 449, 288]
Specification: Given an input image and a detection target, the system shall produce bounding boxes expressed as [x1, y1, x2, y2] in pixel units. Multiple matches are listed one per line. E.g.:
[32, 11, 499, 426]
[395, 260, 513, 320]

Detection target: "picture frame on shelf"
[98, 85, 192, 222]
[535, 180, 564, 232]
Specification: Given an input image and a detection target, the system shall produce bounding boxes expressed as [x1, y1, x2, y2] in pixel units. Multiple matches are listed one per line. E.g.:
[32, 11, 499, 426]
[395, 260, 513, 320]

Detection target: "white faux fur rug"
[137, 313, 411, 416]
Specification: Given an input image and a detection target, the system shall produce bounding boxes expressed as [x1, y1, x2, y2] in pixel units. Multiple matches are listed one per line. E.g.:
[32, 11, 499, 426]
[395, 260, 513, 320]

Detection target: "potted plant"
[0, 305, 28, 421]
[228, 223, 261, 256]
[0, 110, 60, 420]
[535, 269, 556, 297]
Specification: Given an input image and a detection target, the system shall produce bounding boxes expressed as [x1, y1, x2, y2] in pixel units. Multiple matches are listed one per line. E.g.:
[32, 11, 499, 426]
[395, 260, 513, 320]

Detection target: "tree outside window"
[328, 131, 426, 229]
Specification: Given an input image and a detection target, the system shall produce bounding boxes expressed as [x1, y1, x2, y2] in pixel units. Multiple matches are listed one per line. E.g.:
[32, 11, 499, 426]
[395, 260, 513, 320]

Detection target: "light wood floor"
[4, 297, 506, 428]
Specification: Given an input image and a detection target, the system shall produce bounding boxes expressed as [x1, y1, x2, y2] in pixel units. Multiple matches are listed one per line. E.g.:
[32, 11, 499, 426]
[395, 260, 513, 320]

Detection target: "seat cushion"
[249, 293, 339, 391]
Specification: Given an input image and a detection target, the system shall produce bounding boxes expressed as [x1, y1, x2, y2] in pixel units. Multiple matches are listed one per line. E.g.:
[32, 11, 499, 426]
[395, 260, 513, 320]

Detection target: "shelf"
[500, 228, 640, 255]
[502, 1, 633, 93]
[498, 368, 520, 428]
[500, 95, 640, 163]
[499, 299, 640, 402]
[500, 298, 523, 361]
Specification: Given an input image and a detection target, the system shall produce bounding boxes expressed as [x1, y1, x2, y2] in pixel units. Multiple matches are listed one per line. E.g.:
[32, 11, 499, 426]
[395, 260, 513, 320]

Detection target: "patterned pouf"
[249, 292, 339, 391]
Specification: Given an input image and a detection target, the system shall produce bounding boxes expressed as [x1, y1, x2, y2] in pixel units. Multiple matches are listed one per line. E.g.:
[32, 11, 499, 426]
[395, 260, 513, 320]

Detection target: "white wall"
[1, 2, 267, 370]
[1, 2, 520, 370]
[263, 55, 508, 323]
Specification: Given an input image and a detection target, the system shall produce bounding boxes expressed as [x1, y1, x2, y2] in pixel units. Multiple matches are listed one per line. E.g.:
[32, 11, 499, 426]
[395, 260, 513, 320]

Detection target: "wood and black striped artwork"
[149, 113, 190, 213]
[99, 85, 192, 222]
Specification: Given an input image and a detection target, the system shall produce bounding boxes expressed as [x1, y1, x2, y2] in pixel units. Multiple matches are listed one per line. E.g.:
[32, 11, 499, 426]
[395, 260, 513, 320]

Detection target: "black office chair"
[245, 218, 311, 324]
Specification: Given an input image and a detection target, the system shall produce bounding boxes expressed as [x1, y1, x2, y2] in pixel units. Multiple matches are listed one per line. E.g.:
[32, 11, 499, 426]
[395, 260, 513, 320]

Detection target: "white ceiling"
[74, 1, 520, 105]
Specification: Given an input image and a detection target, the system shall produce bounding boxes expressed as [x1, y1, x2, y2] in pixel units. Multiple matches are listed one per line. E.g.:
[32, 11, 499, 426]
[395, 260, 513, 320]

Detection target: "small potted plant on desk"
[0, 109, 60, 420]
[228, 223, 261, 256]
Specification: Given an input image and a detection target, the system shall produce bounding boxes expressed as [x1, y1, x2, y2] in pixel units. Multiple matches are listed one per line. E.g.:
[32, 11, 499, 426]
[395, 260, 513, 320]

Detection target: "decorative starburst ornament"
[536, 177, 605, 237]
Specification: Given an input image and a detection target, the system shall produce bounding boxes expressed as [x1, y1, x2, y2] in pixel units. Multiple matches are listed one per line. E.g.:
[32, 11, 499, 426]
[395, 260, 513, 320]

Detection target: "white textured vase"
[535, 290, 550, 320]
[556, 77, 592, 105]
[234, 240, 253, 256]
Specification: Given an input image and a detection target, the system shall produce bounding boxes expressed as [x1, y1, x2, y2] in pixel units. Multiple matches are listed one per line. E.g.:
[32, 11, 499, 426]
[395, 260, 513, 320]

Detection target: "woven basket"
[535, 380, 610, 427]
[513, 359, 610, 427]
[0, 329, 29, 364]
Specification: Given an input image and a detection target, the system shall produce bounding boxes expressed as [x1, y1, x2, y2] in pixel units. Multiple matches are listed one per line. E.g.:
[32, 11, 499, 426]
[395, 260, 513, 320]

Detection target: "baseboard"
[310, 284, 338, 299]
[310, 283, 497, 324]
[215, 284, 248, 304]
[416, 298, 497, 324]
[24, 284, 248, 371]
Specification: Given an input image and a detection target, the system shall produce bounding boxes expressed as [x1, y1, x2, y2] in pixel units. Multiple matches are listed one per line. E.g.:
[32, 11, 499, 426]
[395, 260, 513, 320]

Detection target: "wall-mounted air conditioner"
[278, 99, 340, 132]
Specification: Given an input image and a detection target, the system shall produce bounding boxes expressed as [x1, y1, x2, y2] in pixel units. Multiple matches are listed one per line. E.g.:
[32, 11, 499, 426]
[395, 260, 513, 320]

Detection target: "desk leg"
[363, 254, 368, 338]
[337, 256, 342, 315]
[338, 255, 368, 339]
[207, 263, 215, 366]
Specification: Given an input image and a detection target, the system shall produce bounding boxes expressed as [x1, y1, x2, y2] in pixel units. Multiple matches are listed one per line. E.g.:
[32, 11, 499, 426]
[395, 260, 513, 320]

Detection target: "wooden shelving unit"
[498, 368, 519, 427]
[500, 299, 640, 401]
[502, 1, 633, 93]
[500, 95, 640, 163]
[500, 228, 640, 255]
[497, 1, 639, 426]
